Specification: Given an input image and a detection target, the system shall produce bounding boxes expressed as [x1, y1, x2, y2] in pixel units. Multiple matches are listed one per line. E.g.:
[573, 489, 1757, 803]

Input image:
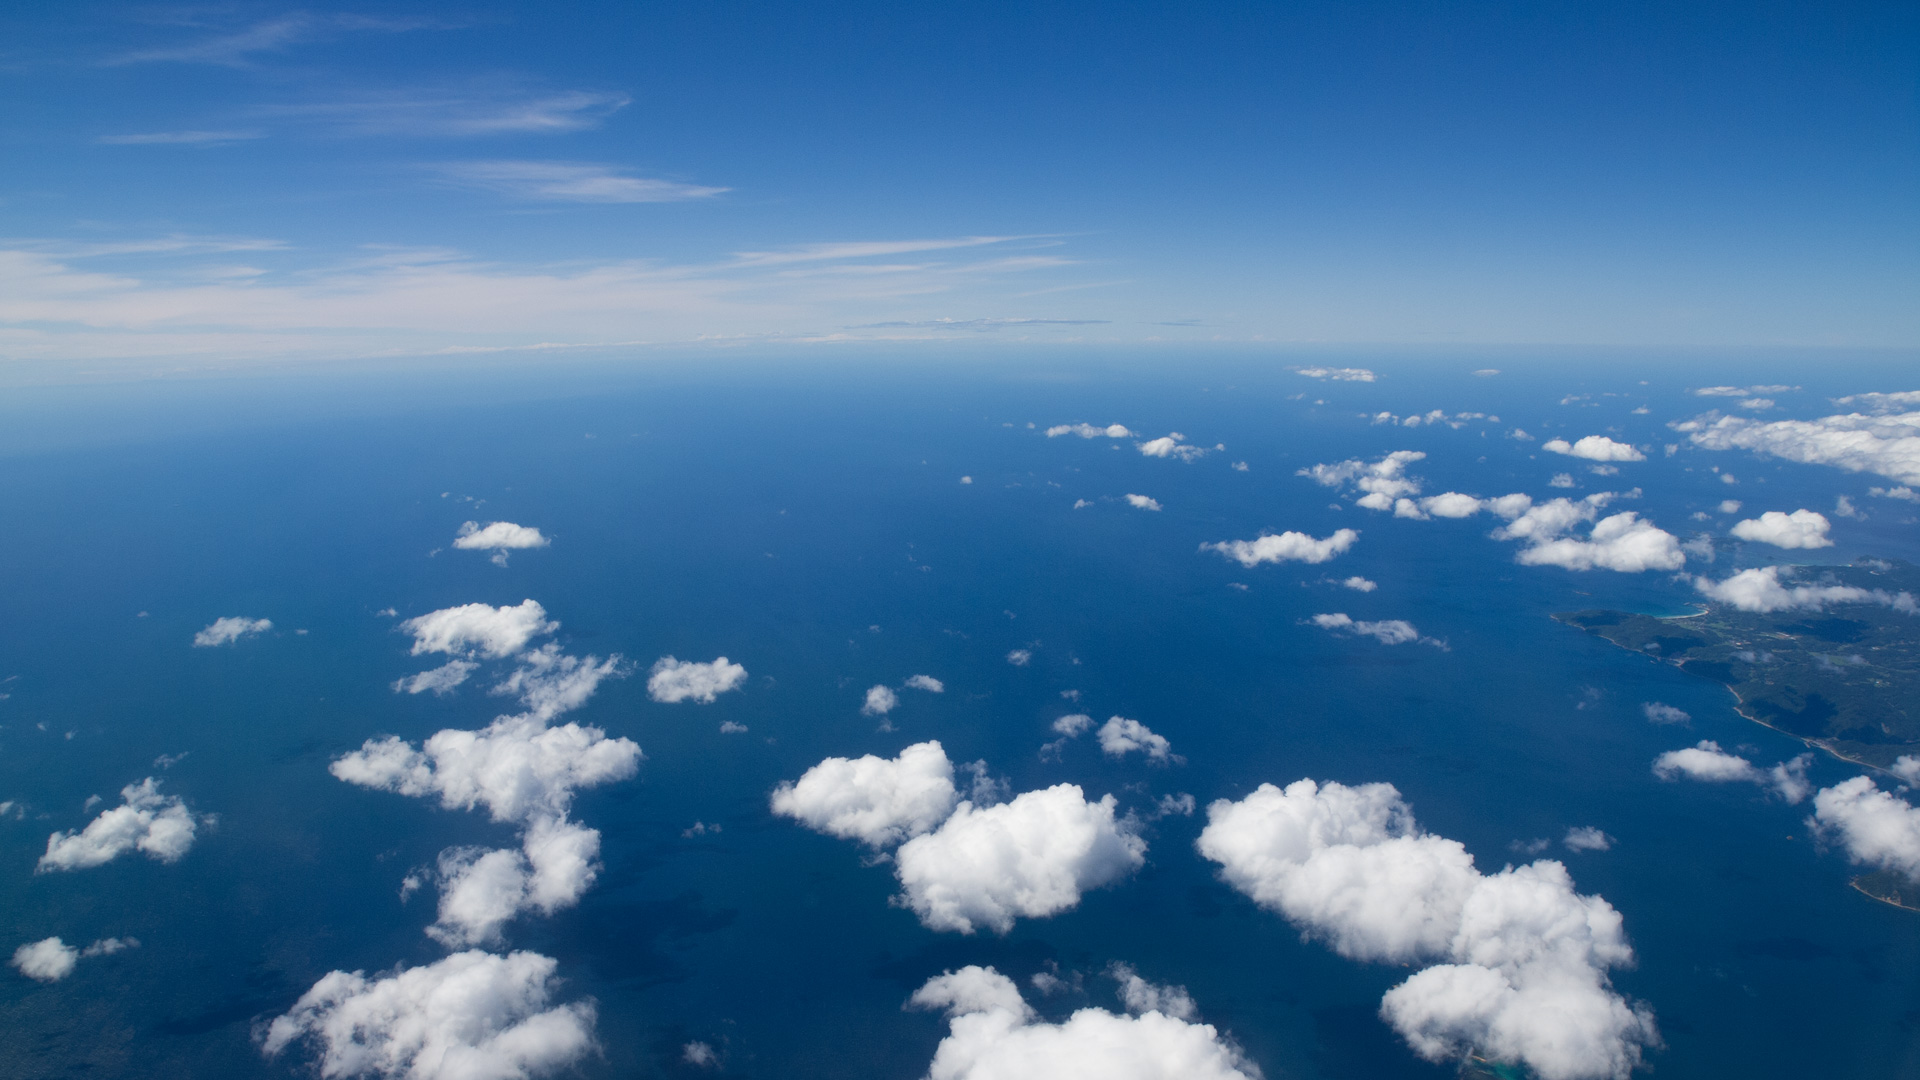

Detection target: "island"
[1555, 559, 1920, 910]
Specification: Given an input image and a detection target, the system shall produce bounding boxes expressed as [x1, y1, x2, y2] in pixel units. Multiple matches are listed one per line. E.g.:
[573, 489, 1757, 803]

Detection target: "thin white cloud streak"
[109, 13, 437, 67]
[0, 235, 1092, 370]
[1046, 423, 1133, 439]
[259, 90, 631, 136]
[97, 130, 264, 146]
[433, 161, 727, 203]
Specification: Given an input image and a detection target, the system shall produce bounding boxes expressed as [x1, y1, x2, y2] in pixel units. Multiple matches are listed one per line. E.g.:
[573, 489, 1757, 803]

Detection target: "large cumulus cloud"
[261, 950, 596, 1080]
[1729, 509, 1832, 549]
[1693, 566, 1917, 614]
[1811, 777, 1920, 883]
[909, 965, 1258, 1080]
[401, 600, 557, 659]
[1675, 405, 1920, 486]
[1197, 779, 1657, 1080]
[1490, 495, 1684, 573]
[773, 742, 1146, 933]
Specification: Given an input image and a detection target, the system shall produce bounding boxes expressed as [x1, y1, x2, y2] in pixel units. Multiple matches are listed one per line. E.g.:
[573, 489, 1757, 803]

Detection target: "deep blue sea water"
[1, 352, 1917, 1078]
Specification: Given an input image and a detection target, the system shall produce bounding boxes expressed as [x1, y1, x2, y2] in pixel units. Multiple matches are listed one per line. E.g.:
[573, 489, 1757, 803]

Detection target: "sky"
[1, 1, 1916, 374]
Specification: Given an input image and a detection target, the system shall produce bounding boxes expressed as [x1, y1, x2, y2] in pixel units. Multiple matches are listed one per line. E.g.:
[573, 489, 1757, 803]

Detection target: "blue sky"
[1, 1, 1915, 371]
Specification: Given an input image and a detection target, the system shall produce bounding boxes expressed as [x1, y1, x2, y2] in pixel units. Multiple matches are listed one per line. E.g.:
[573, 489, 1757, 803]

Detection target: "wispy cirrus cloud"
[0, 232, 1097, 373]
[108, 13, 441, 67]
[433, 160, 725, 203]
[96, 129, 265, 146]
[258, 89, 631, 137]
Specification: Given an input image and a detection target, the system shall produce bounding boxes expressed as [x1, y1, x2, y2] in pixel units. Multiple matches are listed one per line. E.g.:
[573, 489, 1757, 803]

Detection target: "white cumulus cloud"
[1137, 434, 1206, 462]
[895, 784, 1146, 933]
[1202, 529, 1358, 567]
[453, 520, 551, 565]
[909, 965, 1257, 1080]
[402, 600, 555, 658]
[646, 656, 747, 703]
[1729, 509, 1833, 549]
[1097, 717, 1179, 763]
[1652, 741, 1811, 803]
[906, 674, 945, 693]
[193, 616, 271, 647]
[39, 778, 197, 872]
[261, 950, 596, 1080]
[427, 815, 603, 947]
[1301, 450, 1425, 508]
[1811, 776, 1920, 883]
[1543, 436, 1645, 462]
[1340, 576, 1377, 592]
[1493, 496, 1684, 573]
[1693, 566, 1917, 614]
[1198, 779, 1657, 1080]
[770, 740, 960, 848]
[10, 936, 139, 982]
[862, 685, 900, 716]
[1675, 406, 1920, 486]
[1047, 423, 1134, 438]
[1294, 366, 1376, 382]
[1640, 703, 1690, 725]
[1564, 827, 1614, 853]
[1124, 494, 1163, 511]
[393, 659, 477, 696]
[1310, 613, 1426, 645]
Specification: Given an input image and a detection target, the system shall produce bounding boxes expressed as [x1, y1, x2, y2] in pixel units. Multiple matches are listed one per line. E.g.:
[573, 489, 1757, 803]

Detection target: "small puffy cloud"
[1294, 366, 1376, 382]
[683, 1041, 719, 1068]
[1340, 576, 1377, 592]
[1695, 385, 1797, 398]
[12, 938, 76, 981]
[1564, 827, 1613, 853]
[1675, 406, 1920, 486]
[1694, 566, 1917, 614]
[1108, 962, 1198, 1022]
[393, 659, 477, 696]
[1641, 702, 1690, 725]
[647, 656, 747, 703]
[1047, 423, 1134, 438]
[906, 674, 945, 693]
[1718, 500, 1742, 514]
[402, 600, 555, 658]
[1301, 451, 1425, 506]
[1550, 473, 1576, 488]
[862, 685, 900, 716]
[39, 778, 197, 872]
[909, 965, 1258, 1080]
[1137, 435, 1206, 462]
[1097, 717, 1178, 763]
[492, 645, 625, 721]
[1543, 436, 1645, 463]
[1202, 529, 1358, 567]
[1892, 756, 1920, 785]
[1652, 741, 1811, 803]
[1124, 494, 1163, 511]
[1813, 777, 1920, 882]
[1419, 492, 1484, 519]
[1053, 714, 1093, 736]
[193, 616, 271, 647]
[1198, 779, 1657, 1079]
[1729, 509, 1833, 549]
[895, 784, 1146, 933]
[770, 741, 959, 848]
[261, 950, 596, 1080]
[1007, 649, 1032, 666]
[452, 521, 551, 566]
[1310, 613, 1426, 646]
[719, 720, 748, 733]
